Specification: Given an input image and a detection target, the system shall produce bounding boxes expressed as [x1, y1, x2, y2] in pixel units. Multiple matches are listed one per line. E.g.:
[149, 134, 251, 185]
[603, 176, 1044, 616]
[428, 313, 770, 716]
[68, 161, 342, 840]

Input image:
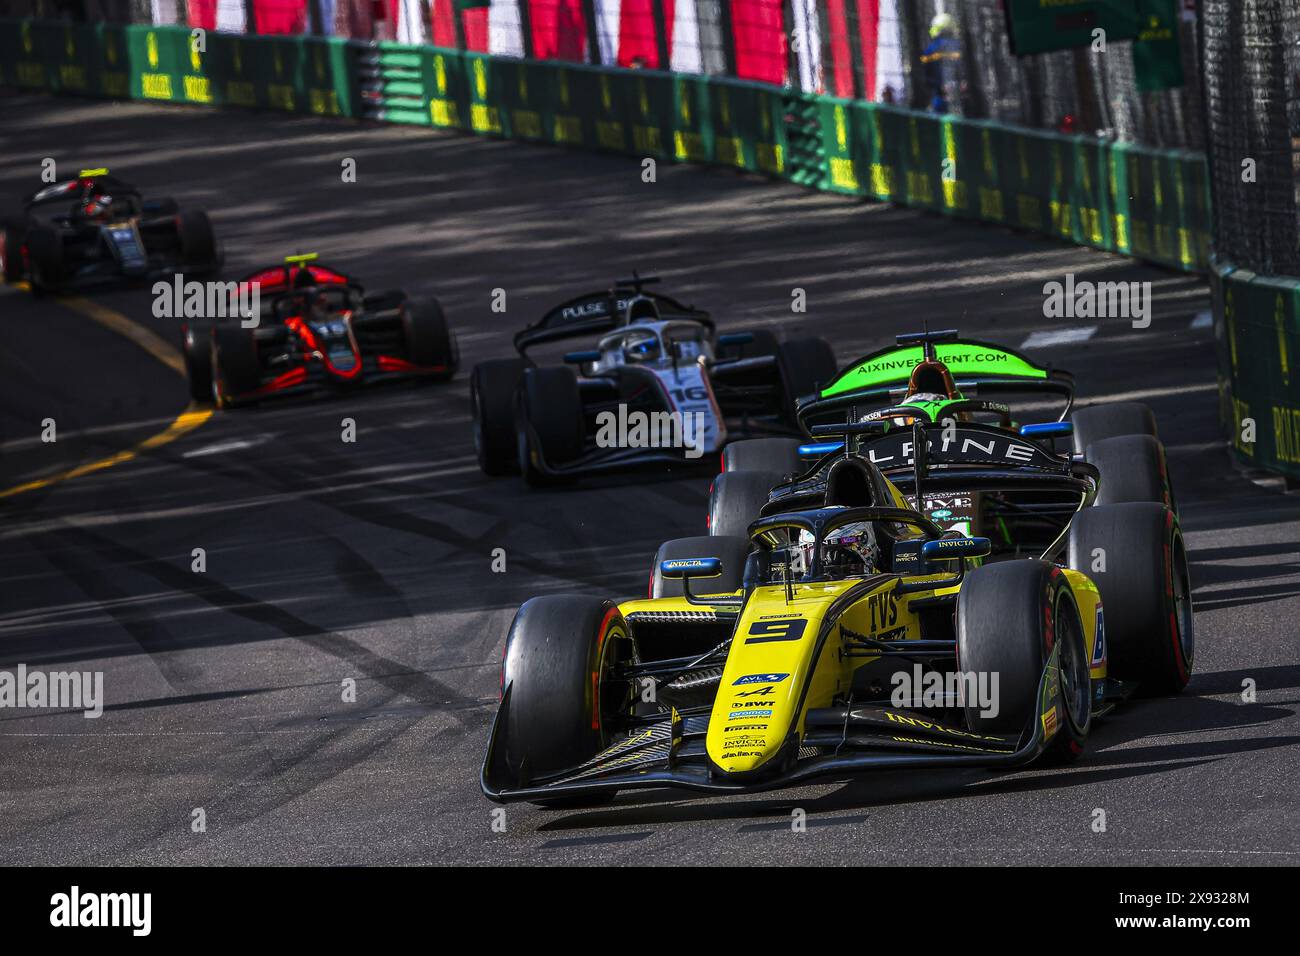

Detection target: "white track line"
[1020, 326, 1098, 349]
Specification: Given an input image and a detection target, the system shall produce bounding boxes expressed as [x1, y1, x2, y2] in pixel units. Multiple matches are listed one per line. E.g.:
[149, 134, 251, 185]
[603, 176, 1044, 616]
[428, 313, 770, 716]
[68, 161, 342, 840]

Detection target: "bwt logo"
[50, 886, 151, 936]
[595, 404, 706, 459]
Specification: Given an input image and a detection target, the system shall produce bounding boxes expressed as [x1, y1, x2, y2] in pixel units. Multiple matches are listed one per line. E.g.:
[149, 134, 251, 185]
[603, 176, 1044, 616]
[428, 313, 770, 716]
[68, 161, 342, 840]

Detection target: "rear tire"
[1086, 434, 1173, 510]
[957, 560, 1090, 761]
[471, 358, 526, 475]
[25, 225, 63, 294]
[1, 218, 29, 283]
[721, 437, 803, 475]
[500, 595, 634, 802]
[181, 324, 213, 403]
[1067, 503, 1193, 694]
[780, 336, 837, 400]
[650, 535, 750, 598]
[401, 295, 458, 379]
[1070, 402, 1157, 455]
[517, 366, 585, 486]
[178, 209, 217, 271]
[708, 470, 783, 536]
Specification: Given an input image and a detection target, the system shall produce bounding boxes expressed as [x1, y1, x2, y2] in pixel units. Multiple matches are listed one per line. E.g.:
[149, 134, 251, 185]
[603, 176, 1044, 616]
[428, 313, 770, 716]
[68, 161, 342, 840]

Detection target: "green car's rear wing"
[798, 334, 1075, 432]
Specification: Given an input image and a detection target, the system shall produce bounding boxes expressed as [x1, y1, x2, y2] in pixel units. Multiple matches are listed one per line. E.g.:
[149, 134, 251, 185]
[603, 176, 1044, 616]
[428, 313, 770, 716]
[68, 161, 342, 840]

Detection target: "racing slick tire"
[957, 560, 1091, 762]
[779, 336, 838, 400]
[516, 366, 585, 487]
[181, 325, 213, 404]
[25, 225, 63, 295]
[178, 209, 218, 273]
[400, 295, 458, 380]
[1, 218, 29, 283]
[1067, 502, 1193, 695]
[721, 438, 803, 476]
[1086, 433, 1173, 510]
[211, 323, 261, 406]
[650, 535, 750, 598]
[501, 595, 634, 806]
[1070, 402, 1157, 456]
[708, 470, 783, 537]
[471, 358, 527, 475]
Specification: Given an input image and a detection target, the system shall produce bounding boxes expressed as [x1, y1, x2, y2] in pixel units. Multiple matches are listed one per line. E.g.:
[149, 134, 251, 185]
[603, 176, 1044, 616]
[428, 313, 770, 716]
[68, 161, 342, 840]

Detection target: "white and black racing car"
[469, 275, 838, 486]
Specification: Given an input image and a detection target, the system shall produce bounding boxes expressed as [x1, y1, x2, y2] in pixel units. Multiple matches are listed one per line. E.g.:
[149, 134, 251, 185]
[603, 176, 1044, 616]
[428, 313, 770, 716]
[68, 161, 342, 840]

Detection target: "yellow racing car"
[481, 451, 1191, 805]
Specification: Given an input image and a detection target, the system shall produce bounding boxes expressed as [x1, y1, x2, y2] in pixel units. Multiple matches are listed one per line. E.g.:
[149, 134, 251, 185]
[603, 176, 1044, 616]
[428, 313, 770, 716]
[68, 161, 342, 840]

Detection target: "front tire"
[181, 324, 213, 403]
[721, 437, 803, 475]
[516, 366, 585, 487]
[708, 470, 783, 536]
[471, 358, 526, 475]
[957, 560, 1090, 761]
[1086, 433, 1173, 510]
[178, 209, 217, 272]
[500, 595, 634, 802]
[1067, 503, 1193, 694]
[401, 295, 458, 379]
[1070, 402, 1157, 455]
[211, 323, 261, 406]
[779, 335, 837, 400]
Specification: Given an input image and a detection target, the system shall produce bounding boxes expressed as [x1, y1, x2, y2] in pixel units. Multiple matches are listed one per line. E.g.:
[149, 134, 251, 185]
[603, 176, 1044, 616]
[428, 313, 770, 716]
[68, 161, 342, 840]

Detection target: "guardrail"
[0, 18, 1211, 275]
[1211, 258, 1300, 486]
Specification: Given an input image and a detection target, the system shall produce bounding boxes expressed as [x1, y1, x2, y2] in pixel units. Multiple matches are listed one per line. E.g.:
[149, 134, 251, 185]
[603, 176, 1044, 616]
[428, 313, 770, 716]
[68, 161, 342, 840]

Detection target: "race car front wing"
[481, 658, 1059, 803]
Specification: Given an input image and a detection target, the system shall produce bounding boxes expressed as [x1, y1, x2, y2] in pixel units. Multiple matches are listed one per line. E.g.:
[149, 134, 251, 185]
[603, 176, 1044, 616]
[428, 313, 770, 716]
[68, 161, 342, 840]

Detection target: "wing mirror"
[799, 441, 844, 458]
[1019, 422, 1073, 438]
[563, 349, 601, 364]
[920, 536, 992, 562]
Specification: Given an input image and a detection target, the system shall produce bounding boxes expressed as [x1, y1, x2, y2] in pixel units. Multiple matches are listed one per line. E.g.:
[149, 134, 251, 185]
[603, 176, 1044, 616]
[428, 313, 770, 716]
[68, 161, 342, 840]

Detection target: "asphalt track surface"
[1, 94, 1298, 866]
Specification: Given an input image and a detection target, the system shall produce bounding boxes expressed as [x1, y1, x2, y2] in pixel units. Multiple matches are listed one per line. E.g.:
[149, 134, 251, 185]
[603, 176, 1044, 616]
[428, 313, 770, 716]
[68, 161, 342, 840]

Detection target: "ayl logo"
[595, 403, 706, 459]
[50, 886, 151, 936]
[153, 274, 260, 328]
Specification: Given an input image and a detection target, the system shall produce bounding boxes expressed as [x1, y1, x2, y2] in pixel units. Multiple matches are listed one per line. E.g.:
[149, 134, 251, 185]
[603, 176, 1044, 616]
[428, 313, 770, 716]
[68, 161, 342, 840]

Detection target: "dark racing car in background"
[182, 254, 458, 408]
[704, 329, 1192, 696]
[0, 168, 218, 294]
[469, 274, 839, 486]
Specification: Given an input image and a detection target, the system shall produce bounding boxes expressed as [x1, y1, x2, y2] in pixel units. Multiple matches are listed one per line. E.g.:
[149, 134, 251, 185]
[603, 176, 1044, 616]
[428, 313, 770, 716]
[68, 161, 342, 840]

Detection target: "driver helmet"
[624, 331, 661, 364]
[822, 519, 881, 578]
[81, 195, 111, 222]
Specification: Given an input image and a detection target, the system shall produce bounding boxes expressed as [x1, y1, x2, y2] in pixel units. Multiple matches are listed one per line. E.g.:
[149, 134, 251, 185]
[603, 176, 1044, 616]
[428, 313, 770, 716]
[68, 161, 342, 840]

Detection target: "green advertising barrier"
[0, 17, 1207, 272]
[1212, 259, 1300, 485]
[0, 16, 1210, 270]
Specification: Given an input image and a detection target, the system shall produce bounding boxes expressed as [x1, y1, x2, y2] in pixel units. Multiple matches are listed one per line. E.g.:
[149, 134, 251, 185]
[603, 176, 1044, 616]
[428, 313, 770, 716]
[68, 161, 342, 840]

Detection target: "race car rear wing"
[797, 335, 1076, 432]
[514, 281, 712, 355]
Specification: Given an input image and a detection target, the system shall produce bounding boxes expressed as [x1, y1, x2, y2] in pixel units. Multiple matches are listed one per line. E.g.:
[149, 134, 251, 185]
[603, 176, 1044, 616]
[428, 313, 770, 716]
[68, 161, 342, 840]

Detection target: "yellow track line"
[0, 283, 212, 499]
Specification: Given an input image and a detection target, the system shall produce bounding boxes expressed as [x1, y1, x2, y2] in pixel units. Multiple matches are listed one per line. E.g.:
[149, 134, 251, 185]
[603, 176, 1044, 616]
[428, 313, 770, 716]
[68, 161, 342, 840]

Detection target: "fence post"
[580, 0, 601, 64]
[650, 0, 671, 70]
[518, 0, 534, 59]
[843, 0, 864, 100]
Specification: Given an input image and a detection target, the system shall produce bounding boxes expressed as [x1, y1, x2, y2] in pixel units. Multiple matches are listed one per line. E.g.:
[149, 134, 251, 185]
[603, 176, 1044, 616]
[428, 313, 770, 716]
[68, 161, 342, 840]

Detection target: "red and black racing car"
[182, 254, 458, 407]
